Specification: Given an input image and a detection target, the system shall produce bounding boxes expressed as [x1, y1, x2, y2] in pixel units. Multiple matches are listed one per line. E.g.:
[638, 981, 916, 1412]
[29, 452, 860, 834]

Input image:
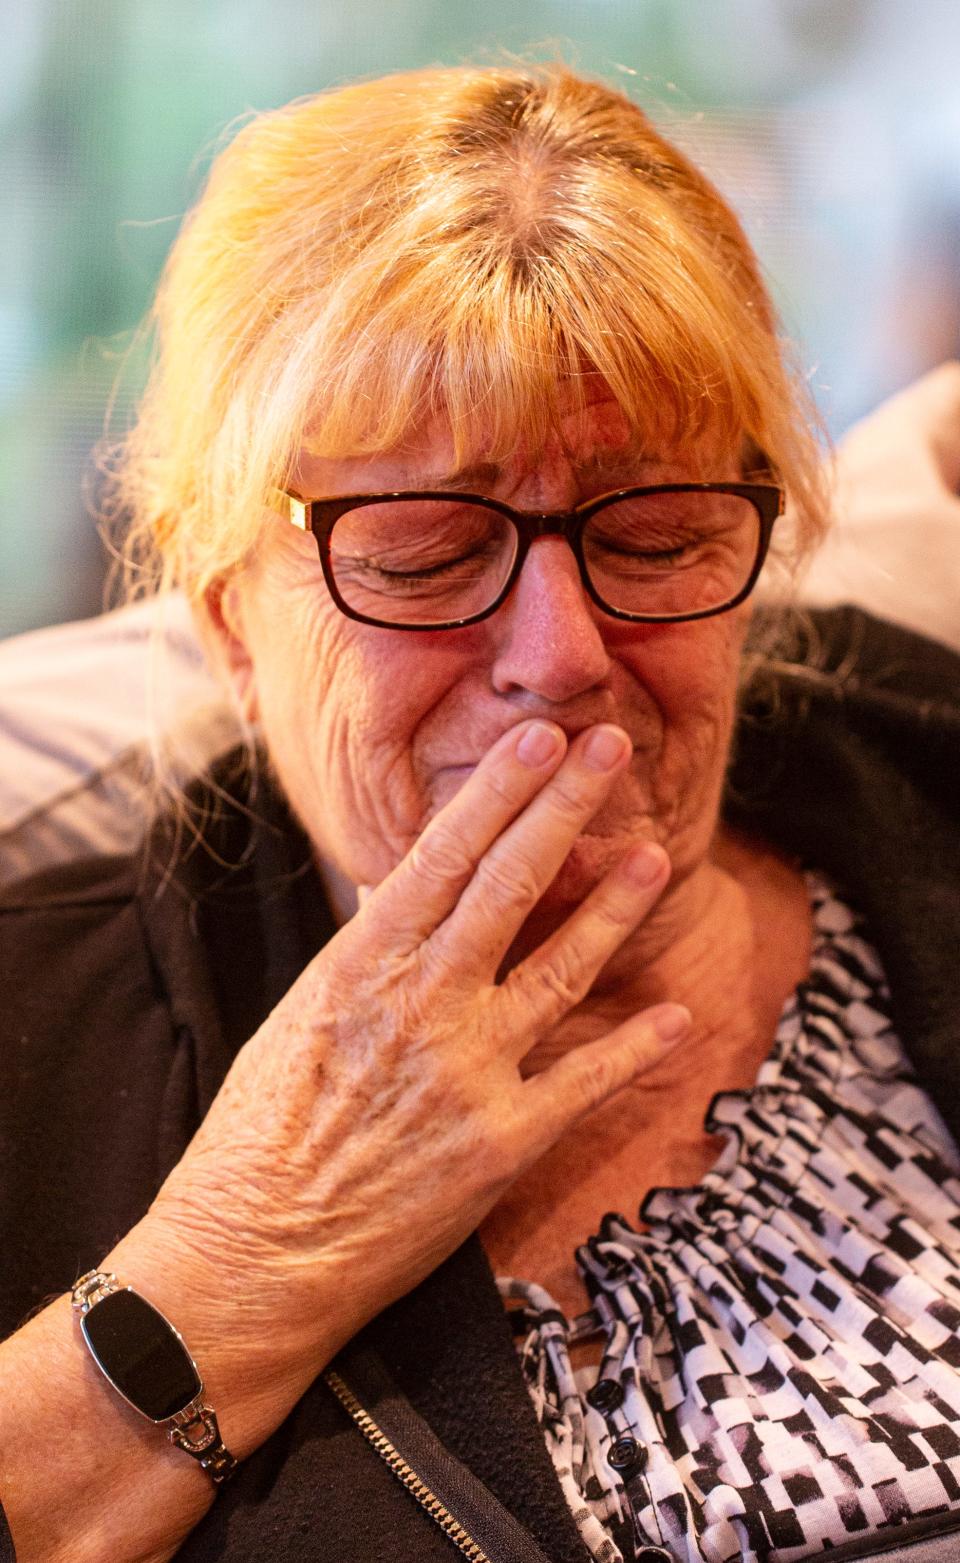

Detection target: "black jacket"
[1, 608, 959, 1562]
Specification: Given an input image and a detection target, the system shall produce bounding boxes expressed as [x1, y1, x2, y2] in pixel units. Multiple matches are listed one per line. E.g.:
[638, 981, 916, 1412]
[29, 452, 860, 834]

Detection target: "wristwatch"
[71, 1270, 238, 1486]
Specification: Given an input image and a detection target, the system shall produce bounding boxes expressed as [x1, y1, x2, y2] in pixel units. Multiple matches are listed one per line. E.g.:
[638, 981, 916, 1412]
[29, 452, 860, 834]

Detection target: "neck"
[477, 828, 813, 1314]
[513, 825, 812, 1080]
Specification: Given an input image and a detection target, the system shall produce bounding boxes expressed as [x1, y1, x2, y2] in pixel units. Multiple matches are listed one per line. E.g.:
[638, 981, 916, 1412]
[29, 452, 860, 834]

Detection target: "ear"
[200, 576, 260, 723]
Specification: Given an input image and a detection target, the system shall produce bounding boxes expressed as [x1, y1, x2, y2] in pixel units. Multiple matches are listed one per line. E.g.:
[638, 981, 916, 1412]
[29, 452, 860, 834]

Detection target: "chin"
[499, 829, 641, 971]
[535, 830, 634, 913]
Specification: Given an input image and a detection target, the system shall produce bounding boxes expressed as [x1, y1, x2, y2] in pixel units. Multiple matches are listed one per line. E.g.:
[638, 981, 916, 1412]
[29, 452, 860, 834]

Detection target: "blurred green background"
[2, 0, 958, 638]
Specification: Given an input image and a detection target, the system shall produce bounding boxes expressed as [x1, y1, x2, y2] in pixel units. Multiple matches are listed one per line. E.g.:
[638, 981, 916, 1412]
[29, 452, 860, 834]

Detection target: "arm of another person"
[800, 361, 960, 651]
[0, 596, 236, 886]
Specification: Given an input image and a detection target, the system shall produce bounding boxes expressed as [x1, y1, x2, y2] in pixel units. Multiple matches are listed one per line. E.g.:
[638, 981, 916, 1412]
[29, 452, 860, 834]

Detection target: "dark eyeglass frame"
[268, 481, 785, 631]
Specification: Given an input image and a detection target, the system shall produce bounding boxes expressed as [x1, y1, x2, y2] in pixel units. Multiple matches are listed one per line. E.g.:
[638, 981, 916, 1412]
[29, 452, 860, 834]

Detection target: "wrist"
[71, 1270, 238, 1487]
[0, 1294, 213, 1563]
[103, 1213, 352, 1457]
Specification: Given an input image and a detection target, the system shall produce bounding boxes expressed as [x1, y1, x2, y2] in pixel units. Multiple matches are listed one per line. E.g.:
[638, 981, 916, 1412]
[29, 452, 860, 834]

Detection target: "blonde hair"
[105, 61, 828, 606]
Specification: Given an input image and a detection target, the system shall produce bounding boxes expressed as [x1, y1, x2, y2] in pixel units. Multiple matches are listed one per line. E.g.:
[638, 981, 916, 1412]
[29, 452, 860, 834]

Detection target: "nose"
[489, 536, 612, 703]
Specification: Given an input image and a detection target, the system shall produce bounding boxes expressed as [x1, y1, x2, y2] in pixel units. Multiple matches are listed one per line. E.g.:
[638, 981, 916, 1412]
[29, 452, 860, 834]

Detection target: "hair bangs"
[107, 61, 829, 608]
[298, 239, 761, 481]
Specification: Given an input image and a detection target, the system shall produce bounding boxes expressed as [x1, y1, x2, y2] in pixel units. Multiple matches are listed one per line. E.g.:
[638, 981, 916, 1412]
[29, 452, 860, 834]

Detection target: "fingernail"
[516, 721, 562, 768]
[624, 843, 667, 886]
[651, 1004, 692, 1043]
[583, 726, 629, 771]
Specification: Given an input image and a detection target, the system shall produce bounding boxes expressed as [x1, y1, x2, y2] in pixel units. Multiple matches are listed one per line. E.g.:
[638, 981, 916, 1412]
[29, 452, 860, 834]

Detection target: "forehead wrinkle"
[423, 433, 658, 491]
[417, 447, 690, 502]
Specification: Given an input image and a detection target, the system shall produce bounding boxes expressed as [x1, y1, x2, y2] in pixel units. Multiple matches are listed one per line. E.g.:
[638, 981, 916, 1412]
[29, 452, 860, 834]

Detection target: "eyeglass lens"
[328, 491, 761, 626]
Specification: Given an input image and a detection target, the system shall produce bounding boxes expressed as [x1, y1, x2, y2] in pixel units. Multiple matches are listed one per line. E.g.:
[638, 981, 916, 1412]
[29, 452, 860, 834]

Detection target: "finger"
[497, 841, 670, 1055]
[432, 724, 634, 977]
[517, 1002, 692, 1163]
[357, 719, 569, 950]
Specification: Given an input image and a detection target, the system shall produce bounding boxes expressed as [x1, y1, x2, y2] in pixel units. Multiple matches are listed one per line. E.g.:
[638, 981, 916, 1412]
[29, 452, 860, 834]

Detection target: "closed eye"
[343, 539, 503, 579]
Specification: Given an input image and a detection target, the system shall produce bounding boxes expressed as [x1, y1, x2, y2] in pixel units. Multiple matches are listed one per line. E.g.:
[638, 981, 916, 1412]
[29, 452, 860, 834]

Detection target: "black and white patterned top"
[498, 874, 960, 1562]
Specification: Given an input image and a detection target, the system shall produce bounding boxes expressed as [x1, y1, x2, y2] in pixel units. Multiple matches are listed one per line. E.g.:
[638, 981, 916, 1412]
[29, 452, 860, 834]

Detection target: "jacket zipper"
[326, 1364, 960, 1563]
[323, 1367, 492, 1562]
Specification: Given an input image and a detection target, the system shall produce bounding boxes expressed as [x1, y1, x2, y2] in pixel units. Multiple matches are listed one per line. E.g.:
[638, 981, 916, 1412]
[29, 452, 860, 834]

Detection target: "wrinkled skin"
[215, 388, 750, 967]
[0, 390, 795, 1563]
[142, 387, 772, 1443]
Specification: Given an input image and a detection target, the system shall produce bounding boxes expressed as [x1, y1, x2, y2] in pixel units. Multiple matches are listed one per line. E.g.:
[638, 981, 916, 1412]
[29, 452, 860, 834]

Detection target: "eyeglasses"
[268, 481, 784, 631]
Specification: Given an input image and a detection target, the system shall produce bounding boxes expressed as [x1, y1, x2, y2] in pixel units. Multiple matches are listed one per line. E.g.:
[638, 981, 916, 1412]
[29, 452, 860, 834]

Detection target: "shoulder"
[732, 607, 960, 840]
[802, 606, 960, 703]
[0, 850, 138, 915]
[747, 605, 960, 727]
[0, 853, 160, 1075]
[0, 852, 143, 1001]
[0, 750, 332, 1053]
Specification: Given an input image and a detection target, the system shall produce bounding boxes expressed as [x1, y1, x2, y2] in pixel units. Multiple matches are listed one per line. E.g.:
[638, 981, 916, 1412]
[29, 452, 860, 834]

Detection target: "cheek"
[650, 618, 742, 749]
[626, 604, 745, 714]
[254, 606, 478, 881]
[618, 614, 747, 835]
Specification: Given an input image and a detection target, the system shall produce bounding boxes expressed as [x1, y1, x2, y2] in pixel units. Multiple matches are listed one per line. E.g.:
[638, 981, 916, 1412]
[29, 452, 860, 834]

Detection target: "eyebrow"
[417, 461, 504, 491]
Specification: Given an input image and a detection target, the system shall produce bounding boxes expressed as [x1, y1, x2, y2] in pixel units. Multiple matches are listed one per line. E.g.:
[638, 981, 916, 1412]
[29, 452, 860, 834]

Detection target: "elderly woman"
[1, 63, 960, 1563]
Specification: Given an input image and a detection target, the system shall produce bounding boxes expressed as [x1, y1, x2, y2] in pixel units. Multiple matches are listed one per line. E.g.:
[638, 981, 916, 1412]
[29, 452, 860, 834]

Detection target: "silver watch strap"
[72, 1269, 238, 1487]
[168, 1399, 238, 1485]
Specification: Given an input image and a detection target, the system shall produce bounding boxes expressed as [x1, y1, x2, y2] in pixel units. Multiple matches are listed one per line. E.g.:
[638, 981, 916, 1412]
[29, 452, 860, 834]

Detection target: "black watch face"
[82, 1289, 202, 1422]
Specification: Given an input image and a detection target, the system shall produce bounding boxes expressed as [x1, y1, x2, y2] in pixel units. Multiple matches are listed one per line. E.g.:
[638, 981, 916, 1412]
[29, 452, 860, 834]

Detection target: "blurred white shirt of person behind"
[0, 361, 957, 887]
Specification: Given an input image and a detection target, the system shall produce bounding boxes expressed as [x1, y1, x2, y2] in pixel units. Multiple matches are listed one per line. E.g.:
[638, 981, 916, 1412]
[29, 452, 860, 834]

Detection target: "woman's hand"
[143, 719, 687, 1425]
[0, 719, 688, 1563]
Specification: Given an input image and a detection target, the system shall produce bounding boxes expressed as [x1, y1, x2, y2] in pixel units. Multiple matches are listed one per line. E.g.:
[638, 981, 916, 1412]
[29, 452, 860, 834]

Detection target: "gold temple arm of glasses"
[267, 486, 309, 532]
